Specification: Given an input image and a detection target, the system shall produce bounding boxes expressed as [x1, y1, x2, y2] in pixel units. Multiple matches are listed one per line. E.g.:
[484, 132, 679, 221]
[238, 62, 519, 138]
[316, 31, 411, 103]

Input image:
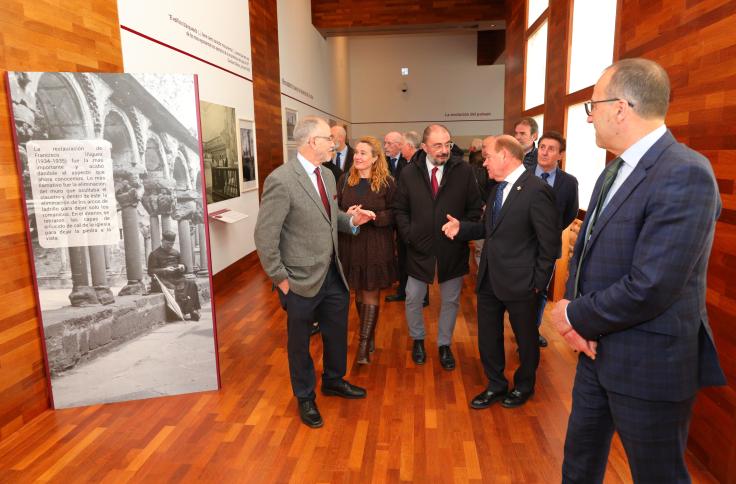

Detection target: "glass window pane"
[564, 103, 606, 210]
[527, 0, 549, 28]
[532, 114, 544, 140]
[568, 0, 617, 93]
[524, 21, 548, 110]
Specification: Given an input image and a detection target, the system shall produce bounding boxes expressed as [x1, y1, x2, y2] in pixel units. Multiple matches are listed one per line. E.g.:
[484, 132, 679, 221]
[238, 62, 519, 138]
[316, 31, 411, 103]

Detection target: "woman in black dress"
[337, 136, 397, 364]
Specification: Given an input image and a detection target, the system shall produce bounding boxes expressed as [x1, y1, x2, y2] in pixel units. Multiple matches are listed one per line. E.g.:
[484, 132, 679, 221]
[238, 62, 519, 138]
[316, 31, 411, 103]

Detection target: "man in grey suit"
[254, 116, 375, 428]
[550, 58, 725, 483]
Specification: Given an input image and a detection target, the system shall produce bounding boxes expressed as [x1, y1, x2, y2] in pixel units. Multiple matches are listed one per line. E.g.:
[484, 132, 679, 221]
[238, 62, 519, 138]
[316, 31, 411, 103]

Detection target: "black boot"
[369, 305, 379, 353]
[356, 304, 378, 364]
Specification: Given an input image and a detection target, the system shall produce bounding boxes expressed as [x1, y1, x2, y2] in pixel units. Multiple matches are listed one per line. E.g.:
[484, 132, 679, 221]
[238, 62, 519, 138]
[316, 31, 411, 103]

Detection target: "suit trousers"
[477, 270, 539, 394]
[405, 275, 462, 346]
[279, 262, 349, 401]
[562, 355, 696, 484]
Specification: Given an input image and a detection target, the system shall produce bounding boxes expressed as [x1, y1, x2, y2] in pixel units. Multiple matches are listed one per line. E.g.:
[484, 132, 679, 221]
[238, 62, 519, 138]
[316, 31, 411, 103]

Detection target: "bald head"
[383, 131, 403, 158]
[482, 135, 524, 181]
[331, 125, 347, 150]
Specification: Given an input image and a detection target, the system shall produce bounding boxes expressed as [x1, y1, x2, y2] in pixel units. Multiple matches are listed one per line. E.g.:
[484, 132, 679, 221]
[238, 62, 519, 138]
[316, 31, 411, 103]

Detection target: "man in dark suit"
[254, 116, 375, 428]
[321, 125, 354, 184]
[383, 130, 411, 303]
[513, 117, 539, 170]
[442, 135, 559, 408]
[531, 131, 579, 347]
[550, 58, 726, 483]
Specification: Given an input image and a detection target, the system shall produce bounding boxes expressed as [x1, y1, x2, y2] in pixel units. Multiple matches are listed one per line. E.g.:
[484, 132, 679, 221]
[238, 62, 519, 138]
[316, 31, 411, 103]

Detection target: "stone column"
[197, 223, 209, 276]
[172, 189, 200, 276]
[68, 246, 98, 306]
[149, 215, 161, 250]
[115, 173, 146, 296]
[88, 245, 113, 304]
[177, 219, 194, 274]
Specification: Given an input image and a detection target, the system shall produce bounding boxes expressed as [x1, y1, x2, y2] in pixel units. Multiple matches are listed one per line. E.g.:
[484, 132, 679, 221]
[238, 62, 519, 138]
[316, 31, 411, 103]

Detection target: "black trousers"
[562, 356, 696, 484]
[477, 270, 540, 394]
[279, 263, 349, 401]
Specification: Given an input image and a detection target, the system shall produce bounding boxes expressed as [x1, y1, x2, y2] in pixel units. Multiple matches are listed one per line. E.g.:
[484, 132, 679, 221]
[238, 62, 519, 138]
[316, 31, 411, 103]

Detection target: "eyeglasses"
[429, 141, 454, 151]
[584, 98, 634, 116]
[313, 135, 334, 143]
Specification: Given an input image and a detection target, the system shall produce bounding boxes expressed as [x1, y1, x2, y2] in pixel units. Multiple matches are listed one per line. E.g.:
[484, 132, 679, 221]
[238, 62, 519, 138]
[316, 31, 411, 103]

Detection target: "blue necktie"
[540, 172, 550, 186]
[492, 181, 508, 228]
[336, 152, 342, 170]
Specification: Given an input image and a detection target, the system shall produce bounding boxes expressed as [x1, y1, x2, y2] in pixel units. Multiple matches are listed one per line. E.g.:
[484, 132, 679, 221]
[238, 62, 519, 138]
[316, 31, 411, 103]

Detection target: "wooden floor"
[0, 256, 719, 483]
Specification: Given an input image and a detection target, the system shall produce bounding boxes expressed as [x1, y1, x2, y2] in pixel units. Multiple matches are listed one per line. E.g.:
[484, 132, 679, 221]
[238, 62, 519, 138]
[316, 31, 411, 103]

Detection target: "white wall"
[118, 0, 257, 274]
[277, 0, 352, 152]
[348, 32, 505, 147]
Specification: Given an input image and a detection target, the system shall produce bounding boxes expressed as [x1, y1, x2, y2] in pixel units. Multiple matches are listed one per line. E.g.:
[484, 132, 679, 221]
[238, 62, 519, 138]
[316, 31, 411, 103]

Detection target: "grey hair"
[403, 131, 420, 149]
[294, 116, 327, 147]
[605, 58, 670, 119]
[470, 138, 483, 151]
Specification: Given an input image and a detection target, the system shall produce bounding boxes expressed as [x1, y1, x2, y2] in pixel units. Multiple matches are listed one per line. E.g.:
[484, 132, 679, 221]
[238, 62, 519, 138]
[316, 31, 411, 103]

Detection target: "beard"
[426, 152, 449, 166]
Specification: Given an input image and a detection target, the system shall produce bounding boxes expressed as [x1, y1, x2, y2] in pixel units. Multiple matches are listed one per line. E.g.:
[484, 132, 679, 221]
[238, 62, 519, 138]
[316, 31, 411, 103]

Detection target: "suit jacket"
[341, 145, 355, 173]
[457, 169, 560, 300]
[565, 130, 726, 402]
[254, 158, 354, 298]
[387, 154, 408, 181]
[533, 165, 579, 230]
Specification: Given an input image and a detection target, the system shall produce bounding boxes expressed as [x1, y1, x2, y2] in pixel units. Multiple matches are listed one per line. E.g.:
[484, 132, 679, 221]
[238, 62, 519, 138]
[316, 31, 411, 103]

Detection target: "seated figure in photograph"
[148, 230, 201, 321]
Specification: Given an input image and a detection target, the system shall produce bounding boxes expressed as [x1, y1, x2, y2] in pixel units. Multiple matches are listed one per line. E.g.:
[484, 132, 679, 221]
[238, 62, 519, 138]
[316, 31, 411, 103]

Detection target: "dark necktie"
[540, 172, 550, 186]
[492, 181, 508, 228]
[314, 167, 331, 218]
[335, 152, 342, 170]
[431, 167, 439, 198]
[573, 157, 623, 297]
[391, 158, 397, 173]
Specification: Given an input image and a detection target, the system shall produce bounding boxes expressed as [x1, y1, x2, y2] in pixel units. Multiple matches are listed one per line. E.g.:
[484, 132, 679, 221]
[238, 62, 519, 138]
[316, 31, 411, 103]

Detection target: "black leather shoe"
[384, 293, 406, 302]
[501, 389, 534, 408]
[298, 400, 323, 428]
[470, 388, 507, 409]
[310, 322, 320, 336]
[439, 345, 455, 370]
[412, 339, 426, 365]
[538, 334, 548, 347]
[321, 379, 367, 399]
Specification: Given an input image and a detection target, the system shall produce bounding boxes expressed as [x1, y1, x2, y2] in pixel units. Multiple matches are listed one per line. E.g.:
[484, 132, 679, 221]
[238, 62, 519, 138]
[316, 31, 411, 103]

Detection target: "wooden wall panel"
[617, 1, 736, 481]
[249, 0, 284, 198]
[505, 0, 736, 481]
[312, 0, 505, 32]
[0, 0, 123, 441]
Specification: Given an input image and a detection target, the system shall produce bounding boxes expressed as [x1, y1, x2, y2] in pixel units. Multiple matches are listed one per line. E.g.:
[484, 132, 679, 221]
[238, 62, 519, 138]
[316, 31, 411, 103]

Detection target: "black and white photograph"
[6, 71, 220, 409]
[239, 119, 257, 192]
[200, 100, 240, 203]
[285, 107, 298, 142]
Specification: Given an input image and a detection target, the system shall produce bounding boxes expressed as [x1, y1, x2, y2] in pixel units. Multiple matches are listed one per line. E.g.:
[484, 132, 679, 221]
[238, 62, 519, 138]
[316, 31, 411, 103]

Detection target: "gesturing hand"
[441, 214, 460, 240]
[348, 204, 376, 226]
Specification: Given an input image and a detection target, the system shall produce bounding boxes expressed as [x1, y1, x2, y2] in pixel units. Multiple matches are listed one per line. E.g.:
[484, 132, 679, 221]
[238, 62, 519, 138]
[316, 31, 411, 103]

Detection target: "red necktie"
[314, 167, 331, 218]
[431, 167, 439, 198]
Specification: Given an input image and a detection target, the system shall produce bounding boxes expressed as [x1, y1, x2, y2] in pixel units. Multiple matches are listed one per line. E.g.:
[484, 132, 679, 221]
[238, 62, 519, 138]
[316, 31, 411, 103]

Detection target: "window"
[568, 0, 618, 93]
[564, 103, 606, 209]
[527, 0, 549, 28]
[524, 21, 548, 110]
[532, 114, 544, 139]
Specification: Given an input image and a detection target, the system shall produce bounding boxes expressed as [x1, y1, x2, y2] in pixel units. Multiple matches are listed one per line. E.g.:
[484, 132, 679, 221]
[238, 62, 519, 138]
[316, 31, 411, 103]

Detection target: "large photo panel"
[6, 71, 220, 409]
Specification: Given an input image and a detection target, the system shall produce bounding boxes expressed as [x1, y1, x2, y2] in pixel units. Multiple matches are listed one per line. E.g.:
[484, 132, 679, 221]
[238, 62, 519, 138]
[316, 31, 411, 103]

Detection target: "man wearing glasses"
[550, 58, 725, 483]
[392, 124, 482, 370]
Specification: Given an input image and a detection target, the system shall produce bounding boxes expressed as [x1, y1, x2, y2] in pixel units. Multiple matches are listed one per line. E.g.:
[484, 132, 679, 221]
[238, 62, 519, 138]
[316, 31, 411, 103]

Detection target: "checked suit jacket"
[254, 158, 354, 298]
[565, 130, 726, 402]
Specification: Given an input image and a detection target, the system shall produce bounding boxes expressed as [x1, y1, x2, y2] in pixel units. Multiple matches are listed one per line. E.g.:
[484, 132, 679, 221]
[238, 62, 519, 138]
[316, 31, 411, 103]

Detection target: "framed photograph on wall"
[200, 100, 240, 204]
[238, 119, 257, 192]
[285, 108, 298, 142]
[5, 71, 220, 409]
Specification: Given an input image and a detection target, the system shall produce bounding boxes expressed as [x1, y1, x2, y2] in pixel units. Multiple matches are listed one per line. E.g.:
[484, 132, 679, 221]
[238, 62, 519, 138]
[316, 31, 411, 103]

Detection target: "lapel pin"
[516, 185, 521, 191]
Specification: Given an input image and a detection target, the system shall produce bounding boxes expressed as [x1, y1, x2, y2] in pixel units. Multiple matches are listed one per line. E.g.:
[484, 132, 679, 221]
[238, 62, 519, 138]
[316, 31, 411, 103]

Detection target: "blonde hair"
[347, 136, 391, 193]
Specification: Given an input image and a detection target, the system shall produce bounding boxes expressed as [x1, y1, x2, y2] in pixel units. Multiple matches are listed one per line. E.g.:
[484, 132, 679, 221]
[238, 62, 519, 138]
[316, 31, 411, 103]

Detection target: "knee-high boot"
[369, 305, 379, 353]
[356, 304, 378, 364]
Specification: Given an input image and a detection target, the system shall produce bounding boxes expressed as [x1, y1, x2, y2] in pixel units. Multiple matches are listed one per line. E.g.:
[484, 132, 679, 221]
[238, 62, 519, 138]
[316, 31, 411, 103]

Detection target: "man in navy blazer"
[550, 58, 726, 483]
[531, 131, 579, 347]
[443, 135, 559, 408]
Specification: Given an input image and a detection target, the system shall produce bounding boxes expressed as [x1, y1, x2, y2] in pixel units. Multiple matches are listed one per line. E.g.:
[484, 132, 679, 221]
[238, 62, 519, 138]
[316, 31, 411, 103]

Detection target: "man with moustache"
[254, 116, 376, 428]
[550, 58, 725, 483]
[393, 124, 482, 369]
[442, 135, 559, 408]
